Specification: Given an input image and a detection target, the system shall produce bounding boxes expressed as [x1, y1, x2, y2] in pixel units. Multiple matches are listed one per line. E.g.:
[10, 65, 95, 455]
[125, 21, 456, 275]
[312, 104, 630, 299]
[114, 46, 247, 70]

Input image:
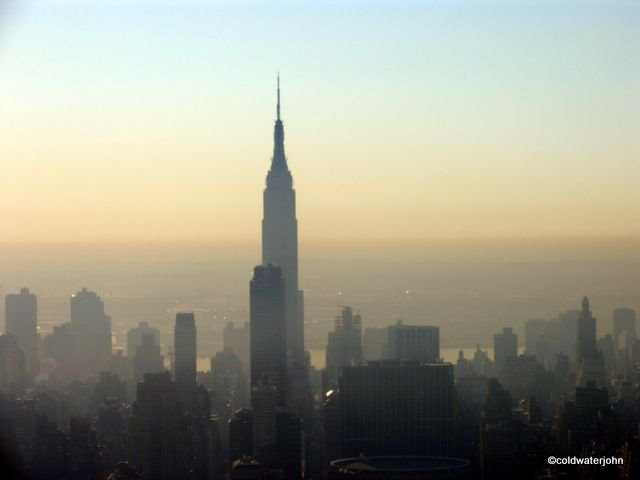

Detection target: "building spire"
[269, 72, 288, 173]
[277, 72, 281, 120]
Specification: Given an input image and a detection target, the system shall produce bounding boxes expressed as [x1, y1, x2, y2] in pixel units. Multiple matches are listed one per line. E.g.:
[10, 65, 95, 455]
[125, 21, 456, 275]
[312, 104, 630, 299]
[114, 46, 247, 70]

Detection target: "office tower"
[129, 372, 189, 480]
[597, 334, 616, 376]
[386, 320, 439, 363]
[5, 288, 39, 380]
[67, 417, 98, 480]
[229, 409, 254, 466]
[251, 381, 279, 464]
[44, 323, 80, 384]
[249, 265, 287, 408]
[174, 312, 197, 408]
[70, 288, 112, 377]
[33, 416, 67, 480]
[576, 297, 597, 363]
[0, 334, 26, 394]
[493, 327, 518, 376]
[524, 318, 545, 356]
[261, 76, 304, 369]
[613, 307, 636, 345]
[133, 333, 165, 383]
[613, 308, 636, 373]
[223, 321, 250, 371]
[501, 355, 546, 402]
[127, 322, 161, 358]
[326, 306, 363, 387]
[575, 297, 606, 386]
[362, 327, 387, 361]
[275, 411, 302, 480]
[480, 379, 517, 479]
[211, 347, 249, 411]
[325, 361, 455, 460]
[259, 78, 312, 475]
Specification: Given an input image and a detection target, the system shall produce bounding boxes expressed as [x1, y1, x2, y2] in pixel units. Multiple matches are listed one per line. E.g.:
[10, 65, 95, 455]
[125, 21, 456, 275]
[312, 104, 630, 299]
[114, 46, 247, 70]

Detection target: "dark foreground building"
[324, 361, 455, 461]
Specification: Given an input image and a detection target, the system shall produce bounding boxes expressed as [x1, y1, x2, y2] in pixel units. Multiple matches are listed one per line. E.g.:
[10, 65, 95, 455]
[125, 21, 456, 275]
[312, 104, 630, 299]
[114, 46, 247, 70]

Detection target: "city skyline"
[1, 0, 639, 244]
[1, 3, 640, 479]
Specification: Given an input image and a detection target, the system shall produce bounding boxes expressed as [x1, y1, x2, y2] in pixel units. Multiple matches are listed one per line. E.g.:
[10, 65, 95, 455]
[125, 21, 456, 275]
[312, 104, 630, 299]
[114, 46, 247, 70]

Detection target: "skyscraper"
[613, 307, 636, 351]
[576, 296, 597, 364]
[249, 264, 287, 408]
[493, 327, 518, 377]
[70, 288, 112, 377]
[128, 372, 190, 480]
[174, 312, 197, 408]
[261, 76, 304, 366]
[259, 78, 310, 475]
[133, 333, 165, 383]
[576, 297, 605, 386]
[324, 361, 455, 460]
[5, 288, 39, 379]
[326, 306, 363, 387]
[223, 321, 250, 371]
[0, 334, 26, 394]
[386, 321, 440, 364]
[127, 321, 161, 359]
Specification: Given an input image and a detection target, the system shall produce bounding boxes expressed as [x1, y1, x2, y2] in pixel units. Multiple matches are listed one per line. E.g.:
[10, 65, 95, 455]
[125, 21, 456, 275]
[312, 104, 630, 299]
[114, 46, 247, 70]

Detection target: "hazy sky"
[1, 0, 638, 244]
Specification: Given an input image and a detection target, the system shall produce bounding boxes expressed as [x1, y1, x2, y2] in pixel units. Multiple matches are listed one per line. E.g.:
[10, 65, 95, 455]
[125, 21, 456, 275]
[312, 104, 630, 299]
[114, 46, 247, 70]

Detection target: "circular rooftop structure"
[328, 456, 470, 480]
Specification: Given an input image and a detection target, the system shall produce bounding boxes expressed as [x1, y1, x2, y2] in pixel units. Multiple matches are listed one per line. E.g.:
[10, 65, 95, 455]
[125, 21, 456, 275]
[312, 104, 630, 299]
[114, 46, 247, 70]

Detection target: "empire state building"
[262, 76, 305, 367]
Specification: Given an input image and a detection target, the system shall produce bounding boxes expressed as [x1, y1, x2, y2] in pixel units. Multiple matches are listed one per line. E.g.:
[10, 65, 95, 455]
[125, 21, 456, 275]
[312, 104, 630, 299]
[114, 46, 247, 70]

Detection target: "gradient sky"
[1, 0, 638, 244]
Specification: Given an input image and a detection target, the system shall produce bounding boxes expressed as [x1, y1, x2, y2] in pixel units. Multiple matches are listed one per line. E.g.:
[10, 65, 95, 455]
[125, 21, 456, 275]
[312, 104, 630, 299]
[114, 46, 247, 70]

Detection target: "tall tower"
[576, 296, 605, 386]
[5, 288, 38, 379]
[70, 288, 112, 377]
[174, 312, 197, 408]
[250, 264, 287, 408]
[261, 75, 304, 366]
[576, 296, 597, 364]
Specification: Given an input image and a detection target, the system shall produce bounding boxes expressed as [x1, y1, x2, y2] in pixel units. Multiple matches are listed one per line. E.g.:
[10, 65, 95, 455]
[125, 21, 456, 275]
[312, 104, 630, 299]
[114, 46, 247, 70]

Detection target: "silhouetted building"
[129, 372, 189, 480]
[575, 297, 606, 386]
[613, 307, 636, 374]
[229, 409, 254, 466]
[326, 306, 363, 387]
[212, 347, 249, 411]
[325, 361, 455, 460]
[480, 379, 515, 478]
[127, 322, 161, 358]
[502, 355, 547, 402]
[613, 307, 636, 349]
[262, 76, 304, 368]
[576, 296, 597, 364]
[386, 321, 439, 363]
[252, 381, 279, 464]
[223, 321, 250, 371]
[250, 265, 287, 408]
[5, 287, 39, 380]
[493, 328, 517, 377]
[0, 334, 26, 394]
[44, 322, 80, 383]
[260, 77, 312, 475]
[133, 333, 165, 383]
[68, 416, 98, 480]
[275, 411, 302, 480]
[70, 288, 112, 377]
[174, 312, 197, 409]
[524, 318, 545, 357]
[363, 327, 387, 361]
